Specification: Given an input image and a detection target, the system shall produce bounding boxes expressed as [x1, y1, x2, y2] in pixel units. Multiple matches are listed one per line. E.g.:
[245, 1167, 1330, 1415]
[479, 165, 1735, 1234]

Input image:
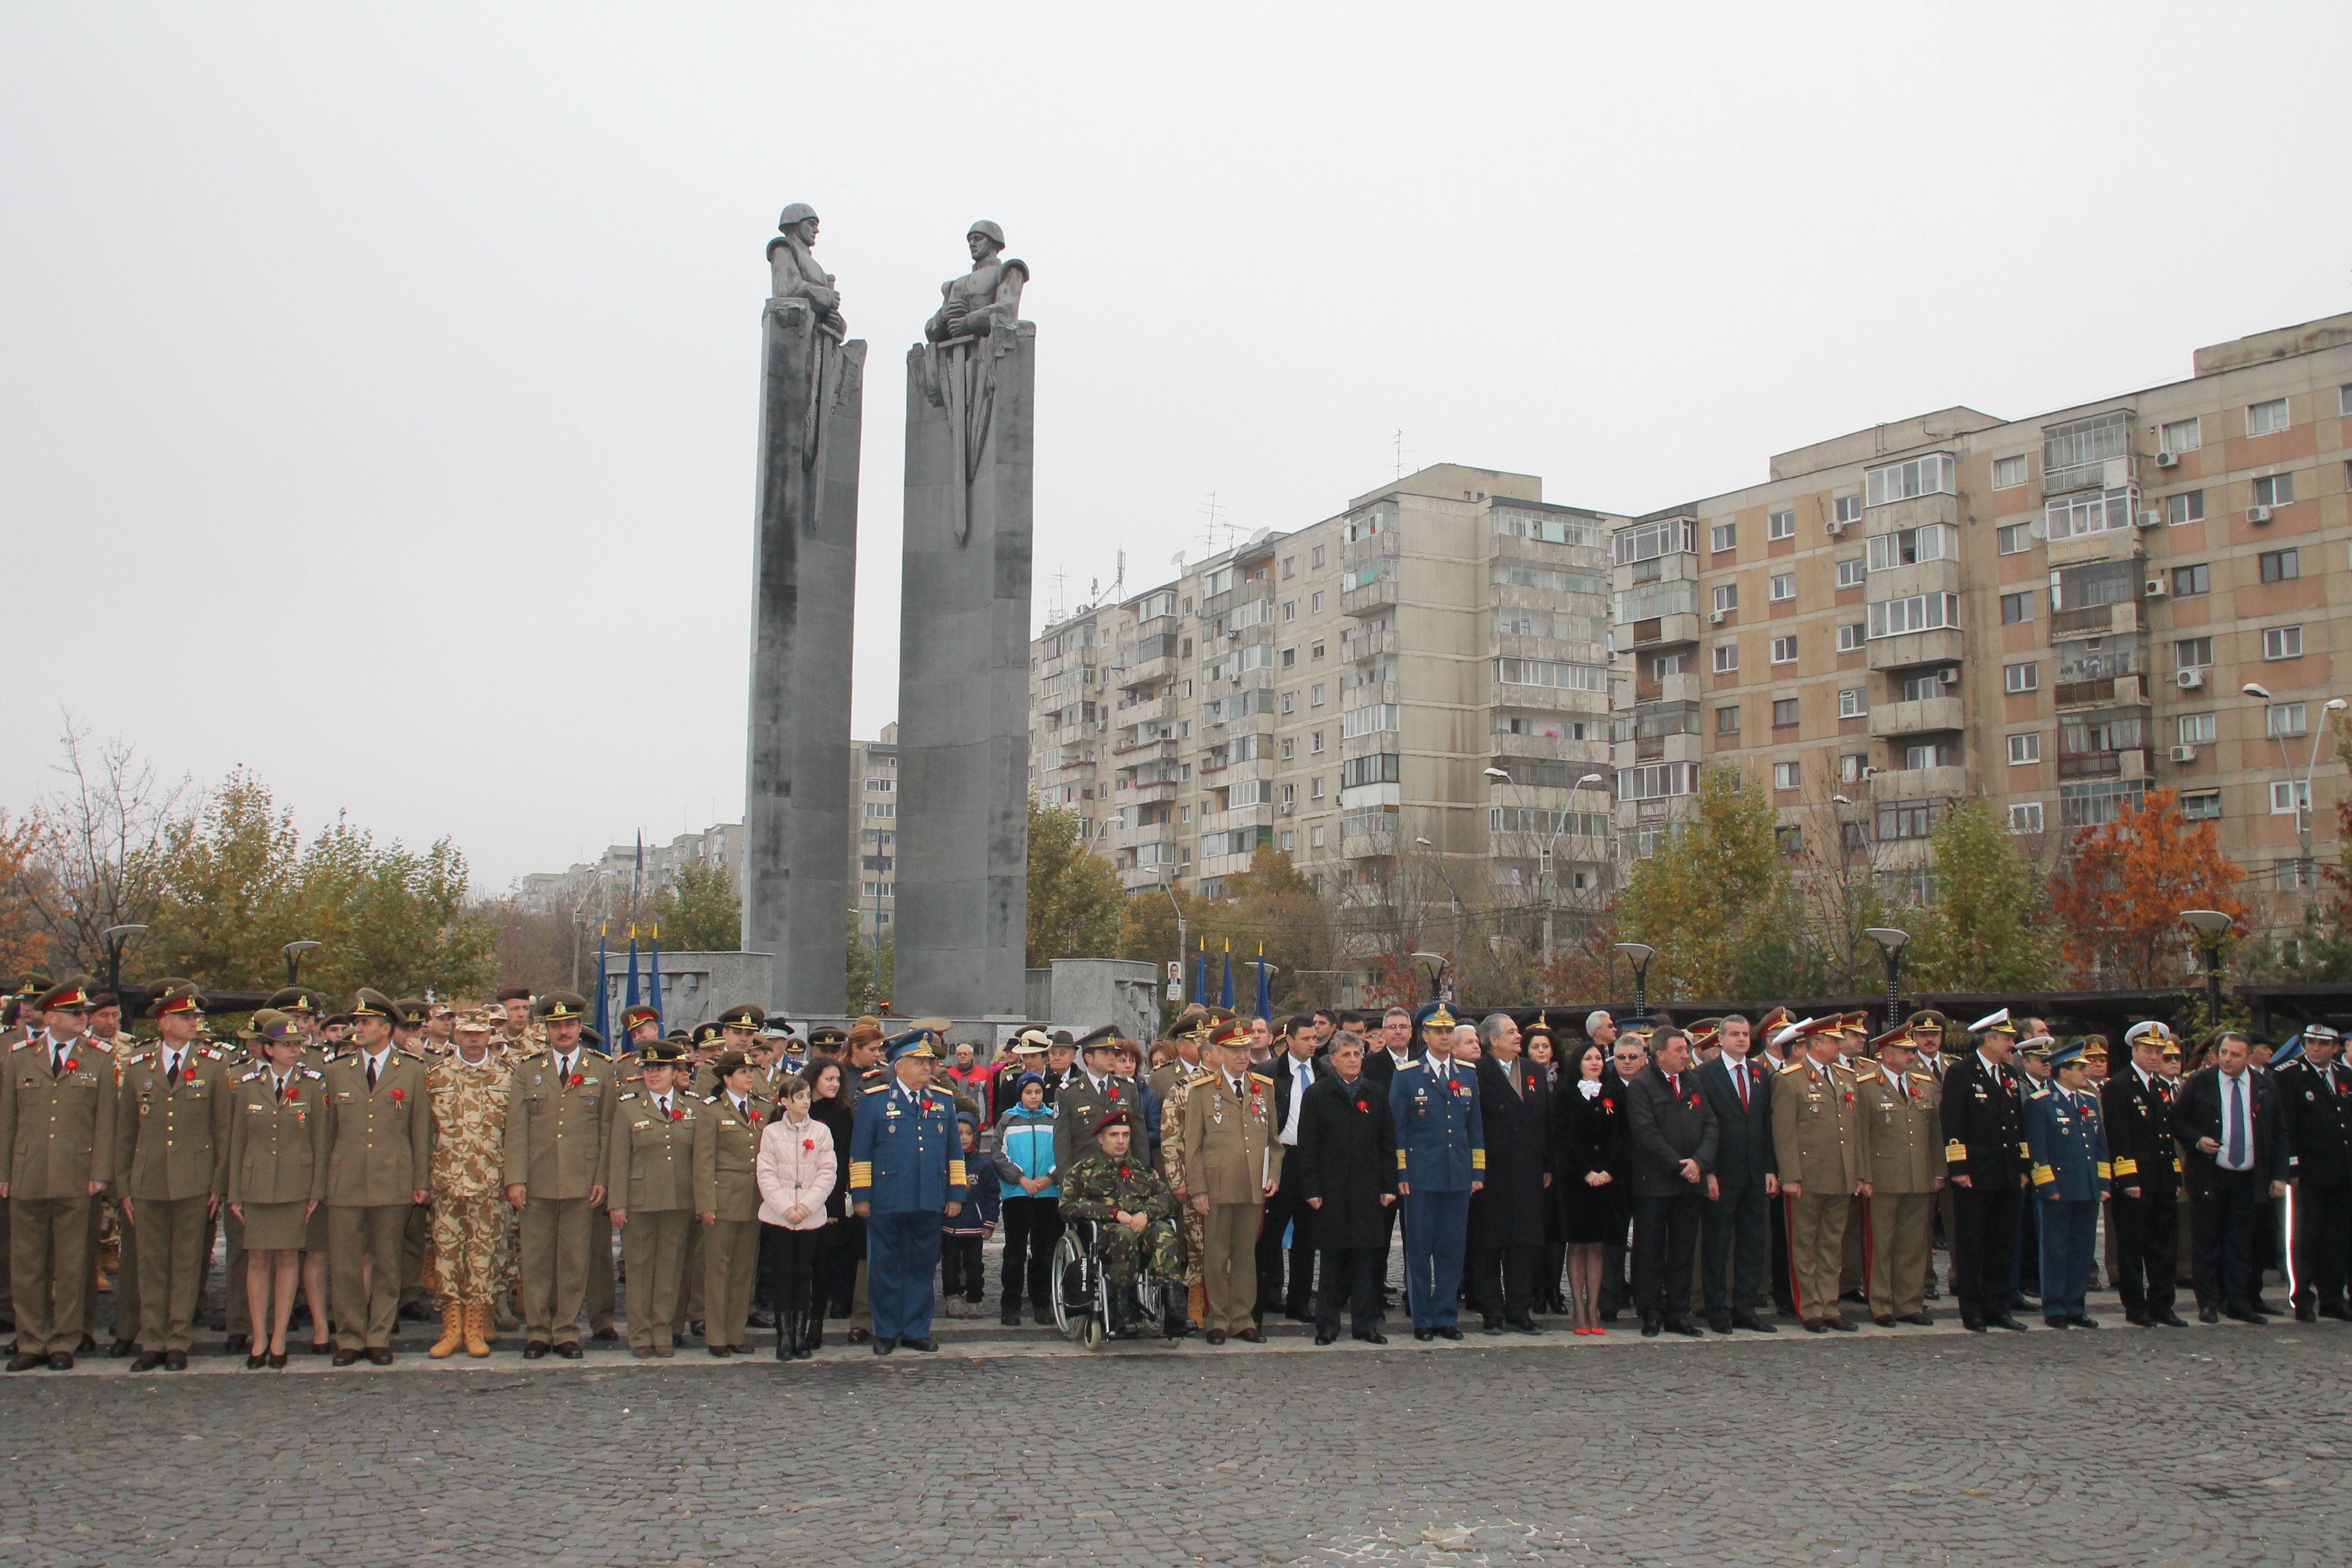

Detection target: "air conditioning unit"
[2139, 509, 2164, 529]
[1279, 801, 1294, 815]
[1937, 668, 1960, 685]
[2176, 668, 2206, 690]
[2144, 577, 2169, 597]
[1826, 520, 1847, 536]
[2169, 745, 2198, 763]
[2248, 505, 2273, 524]
[2155, 450, 2180, 469]
[1708, 609, 1727, 624]
[1860, 765, 1879, 781]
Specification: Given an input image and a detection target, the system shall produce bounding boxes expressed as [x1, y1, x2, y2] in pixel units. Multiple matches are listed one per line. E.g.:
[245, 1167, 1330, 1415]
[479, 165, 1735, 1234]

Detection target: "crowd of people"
[2, 968, 2345, 1372]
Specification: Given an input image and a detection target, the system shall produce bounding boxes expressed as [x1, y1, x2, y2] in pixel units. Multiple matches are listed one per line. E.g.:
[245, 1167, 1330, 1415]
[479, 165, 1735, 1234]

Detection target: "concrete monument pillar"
[894, 220, 1034, 1018]
[744, 203, 866, 1015]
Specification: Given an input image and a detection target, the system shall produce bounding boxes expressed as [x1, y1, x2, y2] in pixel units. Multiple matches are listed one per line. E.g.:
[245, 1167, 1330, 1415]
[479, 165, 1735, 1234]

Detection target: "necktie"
[367, 1055, 379, 1090]
[734, 1097, 747, 1119]
[1899, 1074, 1910, 1104]
[1735, 1063, 1749, 1112]
[165, 1050, 182, 1089]
[52, 1045, 66, 1075]
[2225, 1076, 2246, 1167]
[659, 1095, 670, 1118]
[1668, 1073, 1680, 1100]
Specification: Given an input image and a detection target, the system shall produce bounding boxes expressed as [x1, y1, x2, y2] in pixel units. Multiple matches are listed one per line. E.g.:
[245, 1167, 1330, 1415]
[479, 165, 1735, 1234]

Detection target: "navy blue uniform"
[1389, 1056, 1485, 1331]
[2023, 1084, 2110, 1322]
[850, 1079, 968, 1343]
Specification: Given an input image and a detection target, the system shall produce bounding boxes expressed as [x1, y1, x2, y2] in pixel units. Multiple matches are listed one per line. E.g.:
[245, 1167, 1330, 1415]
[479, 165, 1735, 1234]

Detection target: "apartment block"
[851, 723, 899, 945]
[1611, 311, 2352, 901]
[1029, 465, 1623, 910]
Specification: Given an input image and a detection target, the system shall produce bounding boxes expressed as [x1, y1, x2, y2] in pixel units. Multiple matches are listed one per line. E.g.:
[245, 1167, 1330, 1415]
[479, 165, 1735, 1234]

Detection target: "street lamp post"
[1484, 766, 1605, 966]
[2239, 685, 2346, 899]
[1613, 941, 1655, 1017]
[1863, 927, 1909, 1033]
[1409, 950, 1449, 1003]
[280, 940, 322, 987]
[2180, 909, 2234, 1032]
[101, 924, 148, 1002]
[1157, 868, 1187, 1006]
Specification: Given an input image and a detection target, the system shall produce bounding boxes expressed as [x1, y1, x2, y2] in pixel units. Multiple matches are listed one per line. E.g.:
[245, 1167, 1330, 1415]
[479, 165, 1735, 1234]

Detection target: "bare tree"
[24, 718, 192, 974]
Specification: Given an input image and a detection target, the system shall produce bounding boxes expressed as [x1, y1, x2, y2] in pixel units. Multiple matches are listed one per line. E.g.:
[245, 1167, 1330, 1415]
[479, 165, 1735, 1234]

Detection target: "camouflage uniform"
[1155, 1080, 1206, 1288]
[426, 1051, 512, 1308]
[1059, 1149, 1183, 1285]
[493, 1022, 543, 1309]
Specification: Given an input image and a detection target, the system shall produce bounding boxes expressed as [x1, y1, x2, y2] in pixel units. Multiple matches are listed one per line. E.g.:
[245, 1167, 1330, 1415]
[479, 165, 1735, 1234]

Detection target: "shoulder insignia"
[617, 1091, 638, 1101]
[1908, 1072, 1934, 1084]
[862, 1084, 889, 1095]
[302, 1068, 322, 1080]
[2029, 1087, 2051, 1101]
[703, 1093, 722, 1104]
[1248, 1072, 1275, 1086]
[1186, 1070, 1217, 1086]
[1778, 1062, 1805, 1075]
[240, 1067, 266, 1082]
[8, 1041, 28, 1052]
[124, 1050, 155, 1066]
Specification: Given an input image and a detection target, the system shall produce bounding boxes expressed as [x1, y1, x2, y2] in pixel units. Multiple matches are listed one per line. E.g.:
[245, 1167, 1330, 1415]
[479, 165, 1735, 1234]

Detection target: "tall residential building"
[850, 723, 900, 949]
[1610, 310, 2352, 922]
[1029, 464, 1622, 925]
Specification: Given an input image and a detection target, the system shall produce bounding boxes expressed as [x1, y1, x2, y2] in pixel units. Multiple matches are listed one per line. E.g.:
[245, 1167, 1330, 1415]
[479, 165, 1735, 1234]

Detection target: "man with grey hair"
[1625, 1026, 1718, 1336]
[1586, 1011, 1616, 1050]
[1452, 1023, 1483, 1065]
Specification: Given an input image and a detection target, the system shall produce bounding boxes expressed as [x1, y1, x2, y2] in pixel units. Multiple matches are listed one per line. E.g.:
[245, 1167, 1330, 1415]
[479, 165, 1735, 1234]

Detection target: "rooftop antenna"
[1392, 428, 1408, 480]
[1048, 568, 1069, 624]
[1199, 492, 1235, 558]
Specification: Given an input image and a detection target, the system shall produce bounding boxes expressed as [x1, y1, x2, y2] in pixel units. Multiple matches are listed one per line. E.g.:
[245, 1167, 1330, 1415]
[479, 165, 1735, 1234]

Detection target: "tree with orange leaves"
[2048, 787, 2248, 988]
[0, 809, 46, 978]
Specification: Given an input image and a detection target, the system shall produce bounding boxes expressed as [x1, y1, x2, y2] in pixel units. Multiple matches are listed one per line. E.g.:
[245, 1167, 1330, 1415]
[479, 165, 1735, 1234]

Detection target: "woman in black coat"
[1553, 1039, 1629, 1335]
[1523, 1024, 1567, 1313]
[798, 1060, 860, 1341]
[1292, 1035, 1398, 1341]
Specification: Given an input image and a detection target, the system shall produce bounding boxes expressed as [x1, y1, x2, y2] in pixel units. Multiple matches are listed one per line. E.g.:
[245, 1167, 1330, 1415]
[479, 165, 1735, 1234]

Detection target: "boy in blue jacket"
[940, 1112, 1000, 1316]
[986, 1073, 1062, 1326]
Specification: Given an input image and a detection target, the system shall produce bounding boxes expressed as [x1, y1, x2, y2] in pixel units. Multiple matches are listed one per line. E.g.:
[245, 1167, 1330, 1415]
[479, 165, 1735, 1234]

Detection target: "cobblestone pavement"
[4, 1319, 2348, 1567]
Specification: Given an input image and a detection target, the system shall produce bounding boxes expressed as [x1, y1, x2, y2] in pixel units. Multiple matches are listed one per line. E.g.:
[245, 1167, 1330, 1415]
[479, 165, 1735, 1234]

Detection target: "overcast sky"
[6, 2, 2347, 890]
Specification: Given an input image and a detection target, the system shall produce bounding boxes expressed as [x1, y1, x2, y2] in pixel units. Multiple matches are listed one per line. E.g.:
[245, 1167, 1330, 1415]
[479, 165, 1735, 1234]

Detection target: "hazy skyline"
[6, 2, 2348, 888]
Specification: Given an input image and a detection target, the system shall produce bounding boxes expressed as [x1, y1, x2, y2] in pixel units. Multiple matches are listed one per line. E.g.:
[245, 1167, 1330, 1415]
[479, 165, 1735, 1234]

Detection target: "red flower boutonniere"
[569, 1074, 584, 1088]
[1686, 1092, 1702, 1110]
[1601, 1098, 1615, 1114]
[63, 1057, 79, 1074]
[1109, 1085, 1121, 1101]
[1842, 1091, 1855, 1105]
[281, 1085, 299, 1106]
[670, 1107, 684, 1123]
[390, 1087, 405, 1106]
[802, 1137, 815, 1152]
[1355, 1097, 1370, 1114]
[1119, 1165, 1131, 1179]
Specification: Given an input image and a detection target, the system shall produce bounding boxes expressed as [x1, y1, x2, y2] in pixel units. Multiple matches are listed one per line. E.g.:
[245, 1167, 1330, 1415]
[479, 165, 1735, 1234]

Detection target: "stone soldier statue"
[606, 1037, 696, 1358]
[423, 1010, 511, 1358]
[503, 990, 613, 1358]
[1, 978, 115, 1369]
[1771, 1017, 1865, 1332]
[1852, 1022, 1945, 1326]
[1057, 1108, 1186, 1339]
[112, 985, 233, 1369]
[918, 219, 1031, 548]
[769, 203, 846, 340]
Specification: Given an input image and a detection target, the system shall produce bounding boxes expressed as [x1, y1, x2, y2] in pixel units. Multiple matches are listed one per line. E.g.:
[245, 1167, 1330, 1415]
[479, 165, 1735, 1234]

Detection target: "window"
[1310, 591, 1324, 613]
[863, 801, 896, 819]
[2042, 411, 2130, 492]
[2161, 417, 2202, 454]
[2007, 732, 2041, 765]
[1651, 652, 1691, 677]
[1841, 820, 1869, 851]
[1619, 763, 1693, 801]
[1310, 682, 1326, 705]
[1310, 775, 1325, 798]
[1836, 558, 1866, 588]
[1837, 622, 1865, 653]
[2253, 472, 2296, 508]
[1768, 572, 1795, 602]
[1997, 522, 2034, 555]
[2268, 703, 2307, 738]
[1772, 698, 1800, 727]
[1711, 521, 1737, 553]
[1770, 635, 1798, 665]
[1340, 753, 1398, 789]
[1311, 731, 1325, 753]
[2274, 780, 2313, 815]
[2263, 625, 2304, 660]
[2044, 487, 2136, 541]
[2344, 385, 2352, 417]
[1311, 545, 1326, 568]
[1716, 704, 1741, 734]
[1897, 673, 1945, 701]
[1772, 761, 1800, 790]
[2005, 661, 2038, 694]
[1838, 688, 1865, 718]
[2176, 637, 2213, 669]
[2000, 591, 2034, 624]
[1866, 524, 1954, 571]
[1280, 736, 1295, 759]
[1310, 640, 1326, 661]
[1340, 704, 1398, 739]
[2177, 713, 2216, 745]
[1767, 509, 1795, 540]
[1713, 643, 1739, 673]
[1281, 692, 1295, 715]
[2181, 791, 2222, 821]
[1494, 658, 1607, 691]
[2260, 548, 2300, 583]
[2247, 398, 2290, 437]
[1865, 454, 1957, 507]
[1839, 753, 1867, 783]
[1877, 799, 1941, 840]
[2171, 563, 2210, 597]
[2008, 802, 2044, 834]
[2060, 779, 2146, 827]
[1871, 594, 1962, 638]
[1309, 825, 1325, 848]
[1994, 454, 2029, 489]
[1713, 584, 1739, 614]
[1833, 495, 1863, 529]
[1281, 647, 1296, 668]
[1282, 601, 1297, 622]
[2165, 491, 2205, 525]
[1904, 742, 1958, 769]
[1613, 516, 1696, 565]
[1281, 556, 1295, 579]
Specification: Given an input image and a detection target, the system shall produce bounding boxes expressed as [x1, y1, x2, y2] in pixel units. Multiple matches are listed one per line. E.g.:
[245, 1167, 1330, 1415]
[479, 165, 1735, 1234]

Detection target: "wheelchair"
[1049, 1217, 1184, 1349]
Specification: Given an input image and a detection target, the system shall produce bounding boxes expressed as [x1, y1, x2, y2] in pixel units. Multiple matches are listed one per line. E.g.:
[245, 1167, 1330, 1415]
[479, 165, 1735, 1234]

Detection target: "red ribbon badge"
[281, 1085, 298, 1106]
[1355, 1097, 1370, 1114]
[1109, 1085, 1120, 1101]
[1687, 1093, 1702, 1109]
[802, 1137, 815, 1152]
[390, 1087, 405, 1106]
[671, 1108, 684, 1122]
[63, 1057, 79, 1074]
[1602, 1098, 1615, 1115]
[1119, 1166, 1131, 1178]
[570, 1074, 584, 1088]
[1842, 1091, 1855, 1104]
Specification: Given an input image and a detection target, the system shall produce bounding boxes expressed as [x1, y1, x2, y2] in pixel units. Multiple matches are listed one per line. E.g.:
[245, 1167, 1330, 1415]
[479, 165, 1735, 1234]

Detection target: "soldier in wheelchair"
[1053, 1109, 1188, 1344]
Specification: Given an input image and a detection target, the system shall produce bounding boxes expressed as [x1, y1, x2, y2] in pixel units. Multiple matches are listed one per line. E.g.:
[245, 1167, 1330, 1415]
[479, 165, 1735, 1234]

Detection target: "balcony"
[1340, 576, 1398, 617]
[2051, 601, 2138, 643]
[1613, 733, 1702, 767]
[1118, 777, 1179, 803]
[1866, 696, 1966, 738]
[1874, 764, 1967, 801]
[2054, 673, 2145, 710]
[2058, 748, 2151, 781]
[1627, 613, 1702, 650]
[1352, 629, 1401, 663]
[1341, 828, 1397, 860]
[1866, 627, 1965, 673]
[1111, 732, 1178, 759]
[1200, 586, 1273, 623]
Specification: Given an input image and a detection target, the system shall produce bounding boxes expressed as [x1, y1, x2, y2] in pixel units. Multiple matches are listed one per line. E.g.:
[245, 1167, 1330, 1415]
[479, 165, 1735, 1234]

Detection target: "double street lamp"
[1484, 765, 1607, 962]
[281, 940, 322, 987]
[2238, 684, 2346, 897]
[1863, 927, 1909, 1033]
[1612, 941, 1655, 1017]
[2179, 908, 2234, 1031]
[101, 924, 148, 1001]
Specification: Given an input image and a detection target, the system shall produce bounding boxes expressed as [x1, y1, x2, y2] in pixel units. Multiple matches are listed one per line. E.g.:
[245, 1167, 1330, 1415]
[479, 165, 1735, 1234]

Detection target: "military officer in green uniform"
[113, 985, 233, 1368]
[1772, 1017, 1865, 1332]
[1058, 1107, 1186, 1338]
[1, 977, 114, 1369]
[606, 1036, 695, 1357]
[696, 1050, 771, 1355]
[504, 990, 611, 1358]
[322, 989, 432, 1365]
[1852, 1022, 1945, 1326]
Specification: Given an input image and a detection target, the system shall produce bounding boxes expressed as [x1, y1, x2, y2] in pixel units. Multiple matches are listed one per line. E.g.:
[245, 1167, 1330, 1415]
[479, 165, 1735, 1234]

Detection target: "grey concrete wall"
[743, 300, 865, 1016]
[894, 324, 1034, 1019]
[1047, 958, 1161, 1043]
[602, 951, 775, 1036]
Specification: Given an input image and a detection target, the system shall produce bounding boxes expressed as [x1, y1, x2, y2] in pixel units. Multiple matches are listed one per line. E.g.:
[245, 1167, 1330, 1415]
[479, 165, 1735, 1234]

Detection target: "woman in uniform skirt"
[227, 1018, 329, 1368]
[1551, 1038, 1627, 1336]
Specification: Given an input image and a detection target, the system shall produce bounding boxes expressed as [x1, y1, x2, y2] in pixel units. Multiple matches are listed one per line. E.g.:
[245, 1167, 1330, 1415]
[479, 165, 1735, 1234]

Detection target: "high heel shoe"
[268, 1352, 288, 1369]
[246, 1352, 268, 1369]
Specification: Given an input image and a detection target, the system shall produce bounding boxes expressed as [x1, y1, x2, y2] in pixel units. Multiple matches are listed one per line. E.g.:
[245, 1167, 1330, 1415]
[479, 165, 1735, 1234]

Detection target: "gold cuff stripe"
[2112, 1157, 2138, 1175]
[1470, 1150, 1487, 1170]
[2032, 1164, 2055, 1185]
[2095, 1162, 2113, 1179]
[948, 1161, 967, 1186]
[1944, 1141, 1967, 1161]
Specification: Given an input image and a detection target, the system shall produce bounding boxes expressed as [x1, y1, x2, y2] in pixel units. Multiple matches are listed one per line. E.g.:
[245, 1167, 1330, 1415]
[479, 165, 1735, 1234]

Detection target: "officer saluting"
[1388, 1001, 1484, 1342]
[848, 1027, 966, 1355]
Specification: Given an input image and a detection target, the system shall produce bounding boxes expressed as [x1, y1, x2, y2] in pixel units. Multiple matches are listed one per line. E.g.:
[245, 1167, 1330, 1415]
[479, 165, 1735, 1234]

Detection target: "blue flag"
[624, 928, 641, 1012]
[593, 922, 611, 1046]
[647, 925, 663, 1023]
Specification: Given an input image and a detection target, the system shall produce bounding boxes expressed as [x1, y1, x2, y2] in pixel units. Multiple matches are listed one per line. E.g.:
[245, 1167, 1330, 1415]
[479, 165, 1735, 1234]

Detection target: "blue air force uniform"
[848, 1030, 968, 1349]
[1387, 1002, 1485, 1333]
[2023, 1039, 2111, 1326]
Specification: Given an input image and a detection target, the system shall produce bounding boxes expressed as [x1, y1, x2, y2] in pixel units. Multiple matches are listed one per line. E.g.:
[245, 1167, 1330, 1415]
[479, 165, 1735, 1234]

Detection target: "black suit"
[1466, 1055, 1552, 1324]
[1939, 1051, 2029, 1324]
[1624, 1064, 1719, 1324]
[2174, 1065, 2291, 1311]
[2101, 1064, 2182, 1317]
[1695, 1054, 1775, 1321]
[1257, 1052, 1322, 1316]
[1295, 1071, 1397, 1335]
[2277, 1057, 2352, 1311]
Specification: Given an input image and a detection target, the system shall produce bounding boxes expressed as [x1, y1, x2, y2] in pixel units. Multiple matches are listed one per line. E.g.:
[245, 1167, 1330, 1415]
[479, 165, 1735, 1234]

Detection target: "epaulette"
[123, 1049, 155, 1066]
[240, 1067, 267, 1082]
[9, 1040, 29, 1052]
[1778, 1061, 1805, 1075]
[586, 1047, 615, 1061]
[301, 1068, 322, 1080]
[1247, 1071, 1275, 1086]
[1187, 1069, 1218, 1085]
[617, 1091, 638, 1101]
[703, 1093, 722, 1104]
[1908, 1071, 1934, 1083]
[862, 1083, 889, 1094]
[2029, 1087, 2051, 1100]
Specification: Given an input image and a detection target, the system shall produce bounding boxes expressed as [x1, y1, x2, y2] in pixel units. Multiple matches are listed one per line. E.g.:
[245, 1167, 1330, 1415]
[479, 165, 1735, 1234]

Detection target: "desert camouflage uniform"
[1156, 1074, 1205, 1288]
[426, 1052, 513, 1307]
[493, 1024, 543, 1305]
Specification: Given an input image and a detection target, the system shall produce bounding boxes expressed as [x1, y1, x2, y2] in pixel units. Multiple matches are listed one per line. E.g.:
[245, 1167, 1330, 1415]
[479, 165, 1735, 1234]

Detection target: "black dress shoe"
[1824, 1315, 1856, 1332]
[1874, 1315, 1896, 1327]
[163, 1349, 189, 1370]
[77, 1333, 95, 1352]
[1840, 1289, 1869, 1305]
[2320, 1301, 2352, 1321]
[872, 1337, 897, 1355]
[689, 1320, 706, 1338]
[1235, 1327, 1267, 1343]
[1205, 1329, 1227, 1345]
[554, 1341, 583, 1358]
[332, 1348, 362, 1366]
[2223, 1305, 2267, 1325]
[305, 1338, 331, 1355]
[246, 1353, 268, 1370]
[224, 1333, 251, 1354]
[1732, 1312, 1777, 1333]
[523, 1339, 549, 1359]
[2154, 1310, 2188, 1327]
[2125, 1310, 2152, 1327]
[1989, 1314, 2028, 1332]
[748, 1309, 774, 1329]
[708, 1345, 732, 1358]
[47, 1351, 74, 1369]
[2250, 1298, 2282, 1317]
[2295, 1304, 2318, 1324]
[2197, 1306, 2220, 1324]
[999, 1310, 1022, 1327]
[1898, 1312, 1932, 1326]
[1314, 1330, 1337, 1346]
[1664, 1317, 1703, 1337]
[903, 1337, 938, 1352]
[268, 1352, 287, 1369]
[1803, 1319, 1828, 1334]
[1354, 1330, 1389, 1345]
[593, 1326, 620, 1342]
[1506, 1316, 1543, 1335]
[1707, 1316, 1734, 1336]
[6, 1353, 43, 1372]
[1413, 1329, 1435, 1341]
[108, 1338, 138, 1359]
[398, 1300, 430, 1322]
[1640, 1313, 1662, 1338]
[848, 1326, 872, 1343]
[1962, 1318, 1986, 1334]
[134, 1351, 165, 1372]
[1480, 1316, 1505, 1336]
[2043, 1316, 2070, 1330]
[2066, 1314, 2100, 1329]
[367, 1347, 394, 1365]
[1434, 1325, 1462, 1340]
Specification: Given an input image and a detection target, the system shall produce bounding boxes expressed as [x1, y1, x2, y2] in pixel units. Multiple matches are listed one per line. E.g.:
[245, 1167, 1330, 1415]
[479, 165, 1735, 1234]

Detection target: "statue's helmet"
[778, 203, 819, 231]
[967, 220, 1006, 248]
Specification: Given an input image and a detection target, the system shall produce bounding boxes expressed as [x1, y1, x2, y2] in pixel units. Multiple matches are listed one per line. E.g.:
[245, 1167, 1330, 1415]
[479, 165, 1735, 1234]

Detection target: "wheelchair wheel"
[1083, 1314, 1107, 1351]
[1049, 1232, 1091, 1343]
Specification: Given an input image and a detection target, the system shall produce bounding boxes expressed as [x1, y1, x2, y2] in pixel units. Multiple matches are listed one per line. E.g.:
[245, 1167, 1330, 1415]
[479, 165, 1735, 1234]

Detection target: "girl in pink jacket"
[756, 1077, 837, 1360]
